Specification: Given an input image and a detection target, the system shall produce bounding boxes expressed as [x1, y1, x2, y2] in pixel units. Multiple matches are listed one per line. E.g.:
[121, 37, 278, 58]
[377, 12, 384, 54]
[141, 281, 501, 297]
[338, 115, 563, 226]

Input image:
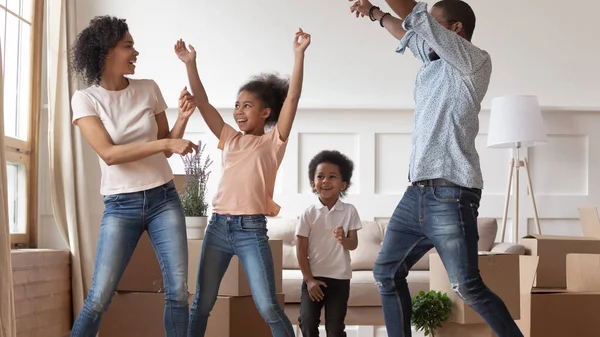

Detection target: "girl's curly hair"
[70, 16, 129, 86]
[238, 73, 289, 127]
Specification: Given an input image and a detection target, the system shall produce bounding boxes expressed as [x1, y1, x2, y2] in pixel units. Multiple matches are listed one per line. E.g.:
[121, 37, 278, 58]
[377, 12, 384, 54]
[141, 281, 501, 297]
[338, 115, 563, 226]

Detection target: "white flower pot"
[185, 216, 208, 239]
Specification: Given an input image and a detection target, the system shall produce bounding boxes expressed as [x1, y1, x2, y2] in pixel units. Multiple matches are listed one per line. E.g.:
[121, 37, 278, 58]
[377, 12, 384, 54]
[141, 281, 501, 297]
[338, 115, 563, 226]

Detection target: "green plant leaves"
[411, 290, 452, 337]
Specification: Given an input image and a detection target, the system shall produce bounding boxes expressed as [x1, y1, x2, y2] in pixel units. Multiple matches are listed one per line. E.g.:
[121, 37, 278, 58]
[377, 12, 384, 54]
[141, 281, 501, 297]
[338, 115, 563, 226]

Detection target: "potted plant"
[180, 140, 212, 239]
[411, 290, 452, 337]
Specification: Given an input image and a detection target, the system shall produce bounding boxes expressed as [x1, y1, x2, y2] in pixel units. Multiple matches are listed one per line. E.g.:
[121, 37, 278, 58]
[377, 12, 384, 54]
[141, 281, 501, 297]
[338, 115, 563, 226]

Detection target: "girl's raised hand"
[178, 86, 197, 119]
[293, 28, 311, 54]
[174, 39, 196, 64]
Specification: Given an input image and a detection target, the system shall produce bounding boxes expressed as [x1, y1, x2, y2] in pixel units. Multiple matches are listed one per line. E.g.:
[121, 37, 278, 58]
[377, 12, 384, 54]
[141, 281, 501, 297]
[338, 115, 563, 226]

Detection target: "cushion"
[348, 271, 380, 306]
[350, 221, 385, 270]
[477, 218, 498, 251]
[282, 269, 303, 303]
[266, 218, 300, 269]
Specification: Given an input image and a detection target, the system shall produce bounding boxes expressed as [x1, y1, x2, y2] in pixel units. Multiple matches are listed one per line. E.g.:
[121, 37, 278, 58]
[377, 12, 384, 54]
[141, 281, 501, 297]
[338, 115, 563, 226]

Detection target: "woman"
[69, 15, 196, 337]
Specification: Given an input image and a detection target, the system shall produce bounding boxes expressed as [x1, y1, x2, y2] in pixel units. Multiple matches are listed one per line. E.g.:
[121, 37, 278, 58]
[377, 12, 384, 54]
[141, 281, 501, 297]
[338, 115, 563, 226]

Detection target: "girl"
[174, 28, 311, 337]
[70, 16, 197, 337]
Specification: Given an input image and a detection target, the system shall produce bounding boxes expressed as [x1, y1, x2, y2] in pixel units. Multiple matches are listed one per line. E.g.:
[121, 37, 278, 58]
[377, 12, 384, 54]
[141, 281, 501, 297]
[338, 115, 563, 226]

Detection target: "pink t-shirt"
[212, 124, 288, 216]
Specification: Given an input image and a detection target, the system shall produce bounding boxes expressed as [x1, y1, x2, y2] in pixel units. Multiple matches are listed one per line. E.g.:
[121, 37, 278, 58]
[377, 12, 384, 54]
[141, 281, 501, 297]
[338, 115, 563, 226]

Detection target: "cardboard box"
[518, 255, 600, 336]
[529, 291, 600, 337]
[566, 253, 600, 292]
[578, 206, 600, 239]
[206, 294, 285, 337]
[429, 253, 520, 324]
[100, 292, 285, 337]
[218, 239, 283, 296]
[123, 237, 283, 295]
[173, 174, 186, 193]
[514, 256, 539, 337]
[520, 290, 600, 337]
[187, 239, 203, 293]
[520, 235, 600, 288]
[118, 232, 163, 292]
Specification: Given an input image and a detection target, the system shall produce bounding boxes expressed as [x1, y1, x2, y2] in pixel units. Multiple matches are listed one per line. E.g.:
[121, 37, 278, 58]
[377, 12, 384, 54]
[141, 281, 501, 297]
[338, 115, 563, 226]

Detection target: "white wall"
[74, 0, 600, 110]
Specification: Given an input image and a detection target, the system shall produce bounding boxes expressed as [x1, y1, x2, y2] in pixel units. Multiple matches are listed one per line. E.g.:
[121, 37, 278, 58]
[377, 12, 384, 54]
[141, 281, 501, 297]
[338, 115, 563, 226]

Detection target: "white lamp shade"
[487, 95, 547, 148]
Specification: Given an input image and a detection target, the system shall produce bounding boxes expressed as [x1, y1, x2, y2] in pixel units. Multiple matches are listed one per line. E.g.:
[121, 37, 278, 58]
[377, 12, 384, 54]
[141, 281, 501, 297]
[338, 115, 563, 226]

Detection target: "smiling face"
[104, 31, 138, 77]
[312, 162, 347, 204]
[234, 90, 271, 135]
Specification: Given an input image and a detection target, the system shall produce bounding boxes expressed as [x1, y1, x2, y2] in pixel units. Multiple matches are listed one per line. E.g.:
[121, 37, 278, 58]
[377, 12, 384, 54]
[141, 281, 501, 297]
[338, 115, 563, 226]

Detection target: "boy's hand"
[333, 226, 345, 244]
[293, 28, 311, 54]
[174, 39, 196, 64]
[350, 0, 373, 19]
[306, 278, 327, 302]
[178, 86, 196, 119]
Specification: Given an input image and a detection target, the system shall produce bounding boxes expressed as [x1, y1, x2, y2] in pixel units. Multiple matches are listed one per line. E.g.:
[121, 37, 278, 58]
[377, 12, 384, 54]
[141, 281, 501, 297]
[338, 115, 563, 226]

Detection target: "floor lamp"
[487, 95, 547, 243]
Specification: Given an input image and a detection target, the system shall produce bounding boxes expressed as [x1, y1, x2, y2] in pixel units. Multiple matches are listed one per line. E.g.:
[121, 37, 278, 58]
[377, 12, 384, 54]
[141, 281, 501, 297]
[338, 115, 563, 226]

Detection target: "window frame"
[2, 0, 44, 247]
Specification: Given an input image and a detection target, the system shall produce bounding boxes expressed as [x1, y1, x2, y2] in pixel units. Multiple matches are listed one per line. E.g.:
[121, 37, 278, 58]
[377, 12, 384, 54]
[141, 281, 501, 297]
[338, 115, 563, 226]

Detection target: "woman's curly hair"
[238, 73, 289, 127]
[70, 16, 129, 85]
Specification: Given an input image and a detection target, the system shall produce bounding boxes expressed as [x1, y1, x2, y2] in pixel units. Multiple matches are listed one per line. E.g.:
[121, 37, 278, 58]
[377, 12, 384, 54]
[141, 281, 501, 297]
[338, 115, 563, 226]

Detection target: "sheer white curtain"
[46, 0, 95, 319]
[0, 41, 17, 337]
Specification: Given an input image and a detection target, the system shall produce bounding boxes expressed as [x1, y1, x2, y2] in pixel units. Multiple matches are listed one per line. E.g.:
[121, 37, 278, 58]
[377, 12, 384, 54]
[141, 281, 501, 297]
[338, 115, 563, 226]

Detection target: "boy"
[295, 150, 362, 337]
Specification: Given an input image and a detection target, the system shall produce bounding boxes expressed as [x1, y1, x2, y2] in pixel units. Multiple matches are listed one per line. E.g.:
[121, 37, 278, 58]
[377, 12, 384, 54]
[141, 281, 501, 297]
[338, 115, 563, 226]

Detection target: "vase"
[185, 216, 208, 239]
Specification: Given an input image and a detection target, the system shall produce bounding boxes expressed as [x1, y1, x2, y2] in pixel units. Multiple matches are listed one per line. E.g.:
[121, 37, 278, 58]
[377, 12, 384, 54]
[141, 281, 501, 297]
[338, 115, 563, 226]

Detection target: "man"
[348, 0, 524, 336]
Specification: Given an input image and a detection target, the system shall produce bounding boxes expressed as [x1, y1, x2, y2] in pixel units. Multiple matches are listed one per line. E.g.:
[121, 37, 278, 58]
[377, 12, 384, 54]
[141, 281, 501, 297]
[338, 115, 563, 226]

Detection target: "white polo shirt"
[295, 199, 362, 280]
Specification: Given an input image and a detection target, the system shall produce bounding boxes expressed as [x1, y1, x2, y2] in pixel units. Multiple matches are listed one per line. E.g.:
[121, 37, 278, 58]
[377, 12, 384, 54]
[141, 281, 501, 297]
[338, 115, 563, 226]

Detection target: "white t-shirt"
[71, 78, 173, 195]
[295, 199, 363, 280]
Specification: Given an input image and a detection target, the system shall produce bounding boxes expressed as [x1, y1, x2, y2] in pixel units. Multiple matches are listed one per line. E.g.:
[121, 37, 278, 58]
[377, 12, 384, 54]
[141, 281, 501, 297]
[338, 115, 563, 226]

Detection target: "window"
[1, 0, 43, 247]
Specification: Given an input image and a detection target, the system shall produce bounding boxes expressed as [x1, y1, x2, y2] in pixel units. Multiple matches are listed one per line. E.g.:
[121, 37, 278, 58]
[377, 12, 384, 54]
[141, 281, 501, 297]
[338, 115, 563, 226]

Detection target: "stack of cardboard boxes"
[429, 253, 521, 336]
[429, 206, 600, 337]
[515, 206, 600, 336]
[99, 232, 285, 337]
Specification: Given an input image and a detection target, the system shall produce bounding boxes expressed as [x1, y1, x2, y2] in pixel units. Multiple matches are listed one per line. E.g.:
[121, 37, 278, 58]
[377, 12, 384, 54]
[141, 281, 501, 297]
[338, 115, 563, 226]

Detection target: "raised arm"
[384, 0, 417, 19]
[175, 39, 225, 139]
[276, 28, 311, 142]
[350, 0, 409, 40]
[397, 2, 489, 74]
[156, 87, 197, 157]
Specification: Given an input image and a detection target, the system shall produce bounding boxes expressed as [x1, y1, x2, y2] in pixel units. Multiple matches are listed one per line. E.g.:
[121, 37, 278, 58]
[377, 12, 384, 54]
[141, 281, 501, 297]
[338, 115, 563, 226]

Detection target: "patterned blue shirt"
[397, 2, 491, 189]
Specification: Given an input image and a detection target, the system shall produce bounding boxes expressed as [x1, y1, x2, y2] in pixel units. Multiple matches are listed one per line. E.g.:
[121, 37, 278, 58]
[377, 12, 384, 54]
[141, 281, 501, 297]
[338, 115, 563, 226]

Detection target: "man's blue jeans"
[373, 184, 524, 337]
[71, 180, 189, 337]
[188, 214, 294, 337]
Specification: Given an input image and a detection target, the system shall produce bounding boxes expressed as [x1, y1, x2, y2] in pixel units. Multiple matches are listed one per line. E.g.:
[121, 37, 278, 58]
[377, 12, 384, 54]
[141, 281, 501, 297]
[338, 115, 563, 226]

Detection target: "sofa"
[266, 217, 525, 325]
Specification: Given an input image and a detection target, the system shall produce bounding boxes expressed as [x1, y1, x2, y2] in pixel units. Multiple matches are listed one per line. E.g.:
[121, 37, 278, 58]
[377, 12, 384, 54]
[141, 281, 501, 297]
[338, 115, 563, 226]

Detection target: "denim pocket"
[431, 186, 460, 203]
[161, 180, 176, 192]
[103, 194, 120, 203]
[240, 216, 267, 230]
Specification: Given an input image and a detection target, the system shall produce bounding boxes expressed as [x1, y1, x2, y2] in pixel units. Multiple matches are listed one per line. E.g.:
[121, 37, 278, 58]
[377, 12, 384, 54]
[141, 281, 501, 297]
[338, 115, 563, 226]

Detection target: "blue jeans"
[71, 180, 189, 337]
[188, 213, 294, 337]
[373, 185, 524, 337]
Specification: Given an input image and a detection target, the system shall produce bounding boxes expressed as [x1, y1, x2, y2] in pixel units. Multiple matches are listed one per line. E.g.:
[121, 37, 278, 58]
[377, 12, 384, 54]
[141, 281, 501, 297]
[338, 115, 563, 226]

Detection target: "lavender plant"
[180, 141, 213, 217]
